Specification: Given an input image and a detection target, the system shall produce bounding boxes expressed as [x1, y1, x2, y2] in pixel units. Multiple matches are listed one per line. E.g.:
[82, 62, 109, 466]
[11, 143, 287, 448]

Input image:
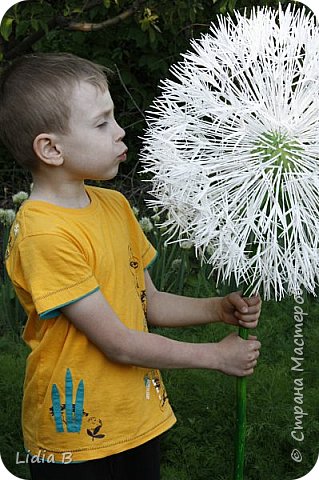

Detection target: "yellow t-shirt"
[5, 186, 176, 463]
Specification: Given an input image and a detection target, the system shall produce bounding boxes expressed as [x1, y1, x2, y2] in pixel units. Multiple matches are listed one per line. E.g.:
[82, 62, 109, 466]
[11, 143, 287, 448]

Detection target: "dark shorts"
[29, 436, 161, 480]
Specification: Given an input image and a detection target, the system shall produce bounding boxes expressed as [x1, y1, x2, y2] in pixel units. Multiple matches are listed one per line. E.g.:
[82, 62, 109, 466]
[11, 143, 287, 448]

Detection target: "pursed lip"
[118, 148, 128, 161]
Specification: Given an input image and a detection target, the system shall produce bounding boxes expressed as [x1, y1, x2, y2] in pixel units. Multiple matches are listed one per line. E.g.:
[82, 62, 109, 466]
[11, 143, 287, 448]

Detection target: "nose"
[114, 120, 126, 142]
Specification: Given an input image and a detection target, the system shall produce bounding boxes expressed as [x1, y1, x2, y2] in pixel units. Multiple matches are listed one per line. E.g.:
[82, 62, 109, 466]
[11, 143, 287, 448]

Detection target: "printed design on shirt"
[144, 370, 168, 410]
[128, 244, 140, 293]
[140, 289, 147, 315]
[128, 244, 147, 318]
[5, 221, 19, 260]
[86, 416, 106, 441]
[144, 375, 151, 400]
[50, 369, 106, 441]
[50, 369, 84, 433]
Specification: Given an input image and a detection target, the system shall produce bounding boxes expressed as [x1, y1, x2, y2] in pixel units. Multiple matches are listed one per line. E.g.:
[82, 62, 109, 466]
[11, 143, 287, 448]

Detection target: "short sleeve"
[18, 234, 99, 319]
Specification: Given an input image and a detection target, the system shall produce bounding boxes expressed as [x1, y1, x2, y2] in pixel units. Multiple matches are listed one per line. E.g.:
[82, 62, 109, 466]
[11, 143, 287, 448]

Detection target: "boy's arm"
[144, 270, 261, 329]
[61, 289, 260, 377]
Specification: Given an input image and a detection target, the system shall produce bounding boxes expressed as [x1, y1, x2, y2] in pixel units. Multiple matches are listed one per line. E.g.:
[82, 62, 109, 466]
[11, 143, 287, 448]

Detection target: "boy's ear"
[33, 133, 64, 166]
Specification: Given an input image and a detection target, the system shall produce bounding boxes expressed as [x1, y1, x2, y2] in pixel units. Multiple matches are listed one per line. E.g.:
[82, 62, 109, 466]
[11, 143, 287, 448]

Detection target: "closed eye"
[97, 122, 107, 128]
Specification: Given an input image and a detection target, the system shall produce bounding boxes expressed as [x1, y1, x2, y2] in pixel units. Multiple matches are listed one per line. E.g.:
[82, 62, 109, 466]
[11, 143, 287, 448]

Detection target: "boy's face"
[58, 81, 127, 181]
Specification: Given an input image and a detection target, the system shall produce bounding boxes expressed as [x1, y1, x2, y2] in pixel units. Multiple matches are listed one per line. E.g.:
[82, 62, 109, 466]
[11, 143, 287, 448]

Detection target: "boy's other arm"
[61, 289, 260, 377]
[144, 270, 261, 329]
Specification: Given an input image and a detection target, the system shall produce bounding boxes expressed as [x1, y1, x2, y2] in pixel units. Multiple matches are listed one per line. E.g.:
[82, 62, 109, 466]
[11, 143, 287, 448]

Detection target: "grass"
[0, 202, 318, 479]
[0, 335, 30, 480]
[156, 293, 319, 480]
[0, 295, 318, 480]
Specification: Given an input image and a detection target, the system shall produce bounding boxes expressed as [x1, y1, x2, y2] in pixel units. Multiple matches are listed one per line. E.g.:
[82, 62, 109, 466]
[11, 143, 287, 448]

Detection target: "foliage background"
[0, 0, 296, 204]
[0, 1, 318, 479]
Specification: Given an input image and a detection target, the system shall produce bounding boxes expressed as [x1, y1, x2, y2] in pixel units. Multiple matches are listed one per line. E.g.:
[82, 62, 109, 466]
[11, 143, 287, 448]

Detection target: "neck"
[29, 179, 91, 209]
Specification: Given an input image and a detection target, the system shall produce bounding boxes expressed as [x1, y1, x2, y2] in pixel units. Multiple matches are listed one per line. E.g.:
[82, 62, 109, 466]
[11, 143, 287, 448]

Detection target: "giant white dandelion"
[140, 5, 318, 479]
[141, 4, 319, 302]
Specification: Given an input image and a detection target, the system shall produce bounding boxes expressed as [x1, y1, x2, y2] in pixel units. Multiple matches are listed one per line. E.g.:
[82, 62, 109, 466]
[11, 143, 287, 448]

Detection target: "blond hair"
[0, 52, 110, 170]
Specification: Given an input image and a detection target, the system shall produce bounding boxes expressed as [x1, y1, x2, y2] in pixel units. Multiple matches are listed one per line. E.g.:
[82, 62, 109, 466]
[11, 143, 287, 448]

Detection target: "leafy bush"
[0, 335, 30, 479]
[0, 0, 295, 198]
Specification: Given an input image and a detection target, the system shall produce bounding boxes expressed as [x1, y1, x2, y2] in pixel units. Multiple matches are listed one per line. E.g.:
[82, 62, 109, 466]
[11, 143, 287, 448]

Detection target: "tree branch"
[4, 17, 61, 61]
[3, 0, 147, 61]
[66, 0, 147, 32]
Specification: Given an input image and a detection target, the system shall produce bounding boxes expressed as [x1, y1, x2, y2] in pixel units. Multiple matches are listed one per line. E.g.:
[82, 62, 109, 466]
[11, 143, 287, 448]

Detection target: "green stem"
[177, 249, 187, 295]
[159, 244, 167, 291]
[234, 325, 249, 480]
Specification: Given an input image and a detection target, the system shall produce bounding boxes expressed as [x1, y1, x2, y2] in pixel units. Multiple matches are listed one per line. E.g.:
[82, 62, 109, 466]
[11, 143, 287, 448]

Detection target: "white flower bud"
[12, 191, 29, 205]
[139, 217, 154, 233]
[171, 259, 182, 271]
[179, 240, 193, 250]
[132, 206, 139, 217]
[0, 208, 16, 226]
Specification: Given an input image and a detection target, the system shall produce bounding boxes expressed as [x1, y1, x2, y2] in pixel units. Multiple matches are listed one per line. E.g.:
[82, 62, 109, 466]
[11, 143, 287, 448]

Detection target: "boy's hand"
[218, 291, 261, 329]
[216, 332, 261, 377]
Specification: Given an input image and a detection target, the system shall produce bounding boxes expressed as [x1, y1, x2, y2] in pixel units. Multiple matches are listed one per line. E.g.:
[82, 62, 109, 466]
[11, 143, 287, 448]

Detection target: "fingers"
[235, 295, 262, 328]
[246, 347, 260, 359]
[237, 317, 259, 329]
[237, 304, 261, 315]
[239, 368, 254, 377]
[229, 291, 249, 313]
[230, 291, 261, 310]
[229, 292, 261, 329]
[248, 338, 261, 350]
[242, 337, 261, 375]
[238, 362, 257, 377]
[218, 332, 261, 377]
[237, 316, 259, 329]
[244, 293, 262, 307]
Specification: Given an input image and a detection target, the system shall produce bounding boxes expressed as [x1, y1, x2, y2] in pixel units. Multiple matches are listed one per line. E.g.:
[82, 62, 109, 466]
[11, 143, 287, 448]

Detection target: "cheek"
[62, 136, 82, 156]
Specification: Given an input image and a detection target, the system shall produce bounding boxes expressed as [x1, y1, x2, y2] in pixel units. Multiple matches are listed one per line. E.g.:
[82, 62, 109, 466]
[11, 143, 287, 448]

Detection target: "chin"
[98, 172, 118, 181]
[106, 166, 120, 180]
[89, 168, 119, 181]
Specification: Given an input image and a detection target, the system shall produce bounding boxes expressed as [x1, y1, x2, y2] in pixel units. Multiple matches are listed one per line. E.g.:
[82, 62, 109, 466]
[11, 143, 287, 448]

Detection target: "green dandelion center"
[252, 131, 304, 172]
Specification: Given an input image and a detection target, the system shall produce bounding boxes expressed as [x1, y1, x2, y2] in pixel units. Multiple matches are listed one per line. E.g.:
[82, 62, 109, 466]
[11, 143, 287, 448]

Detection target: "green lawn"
[0, 296, 318, 480]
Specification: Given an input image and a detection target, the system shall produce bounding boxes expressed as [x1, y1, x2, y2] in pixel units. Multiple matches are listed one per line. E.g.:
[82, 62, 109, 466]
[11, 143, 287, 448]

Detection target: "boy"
[0, 53, 261, 480]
